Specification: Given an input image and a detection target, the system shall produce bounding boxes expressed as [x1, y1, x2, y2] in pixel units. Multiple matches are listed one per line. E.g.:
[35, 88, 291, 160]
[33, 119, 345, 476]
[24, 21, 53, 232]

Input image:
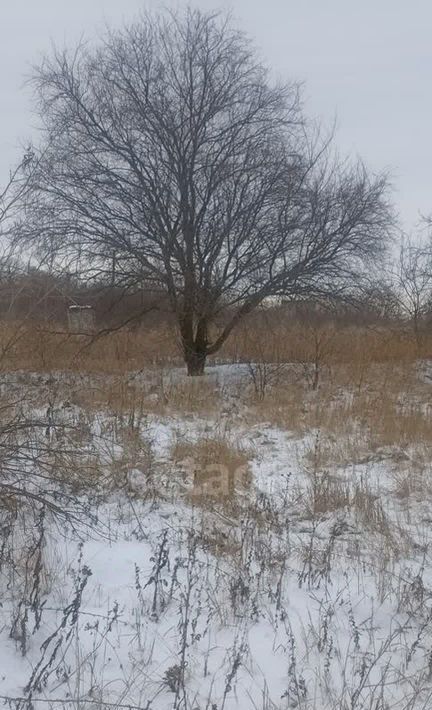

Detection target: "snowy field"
[1, 363, 432, 710]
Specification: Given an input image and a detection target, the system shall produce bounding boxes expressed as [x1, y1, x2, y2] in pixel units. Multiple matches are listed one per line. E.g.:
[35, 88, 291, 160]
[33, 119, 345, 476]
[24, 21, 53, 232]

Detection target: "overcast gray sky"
[1, 0, 431, 230]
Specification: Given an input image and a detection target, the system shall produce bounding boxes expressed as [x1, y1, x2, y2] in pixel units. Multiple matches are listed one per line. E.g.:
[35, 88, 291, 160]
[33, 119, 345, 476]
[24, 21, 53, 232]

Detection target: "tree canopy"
[24, 8, 393, 373]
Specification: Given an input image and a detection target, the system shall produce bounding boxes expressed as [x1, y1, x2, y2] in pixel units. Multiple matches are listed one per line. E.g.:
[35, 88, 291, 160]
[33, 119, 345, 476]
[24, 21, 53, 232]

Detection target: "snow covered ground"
[1, 364, 432, 709]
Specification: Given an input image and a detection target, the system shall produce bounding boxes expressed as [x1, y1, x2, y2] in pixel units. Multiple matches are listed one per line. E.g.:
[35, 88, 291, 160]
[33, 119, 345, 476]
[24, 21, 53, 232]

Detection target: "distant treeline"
[0, 268, 418, 332]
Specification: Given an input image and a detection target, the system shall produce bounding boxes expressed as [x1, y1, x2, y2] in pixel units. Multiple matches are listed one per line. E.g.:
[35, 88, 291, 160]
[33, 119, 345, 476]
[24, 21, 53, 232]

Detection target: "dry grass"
[247, 360, 432, 466]
[304, 471, 351, 516]
[1, 318, 432, 375]
[154, 374, 224, 415]
[3, 317, 432, 497]
[3, 317, 432, 710]
[0, 320, 180, 373]
[299, 461, 400, 561]
[171, 434, 252, 502]
[68, 371, 225, 422]
[225, 320, 432, 366]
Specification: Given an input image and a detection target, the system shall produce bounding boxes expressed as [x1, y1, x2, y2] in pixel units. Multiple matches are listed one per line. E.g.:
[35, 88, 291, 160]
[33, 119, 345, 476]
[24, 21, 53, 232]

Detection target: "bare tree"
[24, 9, 392, 374]
[357, 281, 401, 324]
[1, 161, 29, 230]
[0, 152, 34, 275]
[395, 237, 432, 348]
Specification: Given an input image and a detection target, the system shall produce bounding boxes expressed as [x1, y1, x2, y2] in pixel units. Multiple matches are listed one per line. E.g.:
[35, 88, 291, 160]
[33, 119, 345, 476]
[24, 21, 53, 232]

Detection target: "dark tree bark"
[184, 346, 207, 377]
[23, 9, 393, 374]
[179, 311, 208, 375]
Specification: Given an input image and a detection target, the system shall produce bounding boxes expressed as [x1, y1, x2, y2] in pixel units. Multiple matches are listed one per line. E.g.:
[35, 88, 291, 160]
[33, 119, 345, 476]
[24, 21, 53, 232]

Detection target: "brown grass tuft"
[171, 435, 252, 502]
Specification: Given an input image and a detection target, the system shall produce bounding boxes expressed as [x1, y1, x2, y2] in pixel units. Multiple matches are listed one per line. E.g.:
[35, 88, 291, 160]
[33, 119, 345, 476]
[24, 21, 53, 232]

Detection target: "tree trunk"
[185, 347, 207, 376]
[180, 315, 208, 376]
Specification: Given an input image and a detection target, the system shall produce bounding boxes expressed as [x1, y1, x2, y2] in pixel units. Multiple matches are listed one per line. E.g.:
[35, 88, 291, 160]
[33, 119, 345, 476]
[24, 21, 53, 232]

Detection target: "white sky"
[1, 0, 431, 230]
